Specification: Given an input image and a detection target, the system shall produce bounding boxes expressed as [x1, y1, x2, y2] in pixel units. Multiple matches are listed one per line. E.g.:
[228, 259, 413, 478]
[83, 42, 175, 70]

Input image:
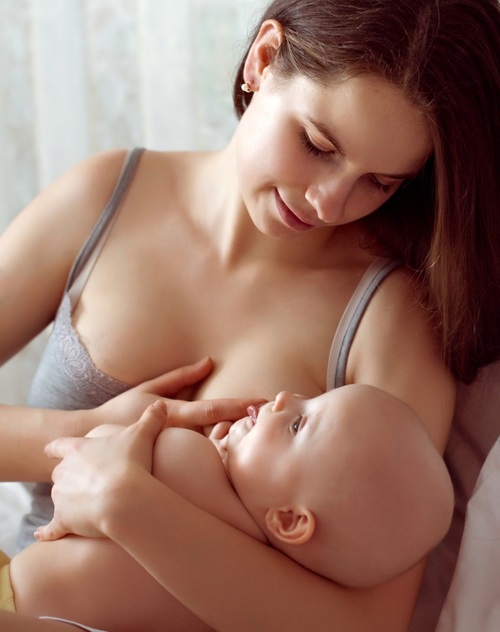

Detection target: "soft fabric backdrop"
[0, 0, 266, 405]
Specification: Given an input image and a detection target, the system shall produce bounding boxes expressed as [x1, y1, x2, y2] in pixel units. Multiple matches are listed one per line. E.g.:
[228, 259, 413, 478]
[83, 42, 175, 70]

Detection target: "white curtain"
[0, 0, 267, 405]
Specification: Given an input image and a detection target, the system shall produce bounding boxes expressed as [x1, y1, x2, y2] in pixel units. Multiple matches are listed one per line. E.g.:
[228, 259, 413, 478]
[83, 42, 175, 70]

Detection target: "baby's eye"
[292, 415, 303, 434]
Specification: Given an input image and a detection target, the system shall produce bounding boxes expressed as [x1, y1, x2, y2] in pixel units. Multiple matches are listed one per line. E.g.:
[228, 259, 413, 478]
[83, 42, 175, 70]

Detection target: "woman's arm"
[106, 470, 425, 632]
[0, 150, 127, 480]
[0, 151, 128, 367]
[0, 360, 257, 482]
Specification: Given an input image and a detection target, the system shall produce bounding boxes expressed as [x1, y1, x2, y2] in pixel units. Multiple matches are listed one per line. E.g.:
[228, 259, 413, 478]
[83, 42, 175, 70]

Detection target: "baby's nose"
[272, 391, 293, 412]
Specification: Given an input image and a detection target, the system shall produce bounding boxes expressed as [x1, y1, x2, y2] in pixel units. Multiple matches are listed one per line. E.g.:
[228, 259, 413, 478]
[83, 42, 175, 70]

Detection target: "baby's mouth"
[247, 406, 258, 423]
[247, 402, 265, 423]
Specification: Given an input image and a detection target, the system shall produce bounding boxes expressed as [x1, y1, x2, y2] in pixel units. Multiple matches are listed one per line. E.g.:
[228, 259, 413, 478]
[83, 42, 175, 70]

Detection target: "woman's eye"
[370, 176, 397, 195]
[300, 132, 332, 160]
[292, 415, 303, 434]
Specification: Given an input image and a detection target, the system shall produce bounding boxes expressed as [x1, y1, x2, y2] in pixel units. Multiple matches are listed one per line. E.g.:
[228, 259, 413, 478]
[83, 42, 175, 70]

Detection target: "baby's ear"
[265, 507, 315, 545]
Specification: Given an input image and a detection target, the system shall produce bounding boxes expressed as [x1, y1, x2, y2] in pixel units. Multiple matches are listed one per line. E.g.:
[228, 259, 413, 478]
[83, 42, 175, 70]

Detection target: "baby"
[3, 384, 453, 631]
[190, 383, 453, 587]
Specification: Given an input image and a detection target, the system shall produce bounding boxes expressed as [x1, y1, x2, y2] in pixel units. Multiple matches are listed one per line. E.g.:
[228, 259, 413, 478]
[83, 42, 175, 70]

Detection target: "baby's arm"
[87, 419, 266, 542]
[152, 426, 266, 542]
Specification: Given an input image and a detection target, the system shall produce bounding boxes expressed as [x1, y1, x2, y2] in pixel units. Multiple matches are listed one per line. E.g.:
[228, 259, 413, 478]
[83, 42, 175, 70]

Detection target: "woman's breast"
[70, 255, 354, 400]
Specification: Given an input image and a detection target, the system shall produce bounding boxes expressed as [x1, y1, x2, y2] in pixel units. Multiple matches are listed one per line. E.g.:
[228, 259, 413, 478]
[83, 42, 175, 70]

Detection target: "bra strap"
[67, 147, 146, 306]
[326, 257, 401, 390]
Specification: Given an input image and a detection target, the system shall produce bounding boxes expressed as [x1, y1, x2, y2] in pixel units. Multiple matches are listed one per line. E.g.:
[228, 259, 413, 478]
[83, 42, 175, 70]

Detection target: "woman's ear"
[242, 19, 284, 91]
[265, 507, 315, 545]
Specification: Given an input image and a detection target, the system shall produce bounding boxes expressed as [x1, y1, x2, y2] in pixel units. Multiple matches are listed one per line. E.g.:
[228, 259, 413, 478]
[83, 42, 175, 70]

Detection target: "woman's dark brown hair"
[233, 0, 500, 384]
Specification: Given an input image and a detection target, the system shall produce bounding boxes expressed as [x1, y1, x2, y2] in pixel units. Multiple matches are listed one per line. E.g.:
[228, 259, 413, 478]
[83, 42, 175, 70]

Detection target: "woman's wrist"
[100, 465, 156, 540]
[72, 408, 98, 437]
[73, 405, 119, 437]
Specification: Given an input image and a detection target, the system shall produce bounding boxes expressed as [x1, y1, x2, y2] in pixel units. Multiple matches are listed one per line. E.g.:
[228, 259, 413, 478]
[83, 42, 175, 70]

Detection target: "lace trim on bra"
[54, 293, 131, 399]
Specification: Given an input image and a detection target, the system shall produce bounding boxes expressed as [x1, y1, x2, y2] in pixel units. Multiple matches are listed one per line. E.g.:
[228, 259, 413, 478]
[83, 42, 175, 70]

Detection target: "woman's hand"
[35, 401, 168, 542]
[81, 357, 262, 433]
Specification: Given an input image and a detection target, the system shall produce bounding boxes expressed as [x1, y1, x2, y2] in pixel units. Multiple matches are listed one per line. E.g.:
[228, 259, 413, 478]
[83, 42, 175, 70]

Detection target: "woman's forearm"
[104, 470, 423, 632]
[0, 404, 90, 481]
[0, 360, 257, 483]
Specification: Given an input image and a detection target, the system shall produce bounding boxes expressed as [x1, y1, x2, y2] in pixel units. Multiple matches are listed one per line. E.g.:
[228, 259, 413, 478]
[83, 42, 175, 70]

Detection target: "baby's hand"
[208, 420, 233, 441]
[207, 421, 232, 465]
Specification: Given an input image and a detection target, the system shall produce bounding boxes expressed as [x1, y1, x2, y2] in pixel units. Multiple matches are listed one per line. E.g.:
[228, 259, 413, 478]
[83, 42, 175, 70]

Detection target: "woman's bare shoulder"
[347, 266, 456, 451]
[5, 148, 185, 263]
[10, 149, 131, 238]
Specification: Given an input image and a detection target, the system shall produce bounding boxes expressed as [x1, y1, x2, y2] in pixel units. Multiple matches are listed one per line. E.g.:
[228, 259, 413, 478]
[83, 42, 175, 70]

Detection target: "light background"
[0, 0, 267, 404]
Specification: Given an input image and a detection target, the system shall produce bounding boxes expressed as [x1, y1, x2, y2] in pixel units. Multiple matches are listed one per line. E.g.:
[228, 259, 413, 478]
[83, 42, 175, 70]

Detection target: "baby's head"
[226, 384, 453, 588]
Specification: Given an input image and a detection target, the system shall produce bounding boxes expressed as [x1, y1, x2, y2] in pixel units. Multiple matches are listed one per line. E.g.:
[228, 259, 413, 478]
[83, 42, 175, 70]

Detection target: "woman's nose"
[305, 176, 353, 223]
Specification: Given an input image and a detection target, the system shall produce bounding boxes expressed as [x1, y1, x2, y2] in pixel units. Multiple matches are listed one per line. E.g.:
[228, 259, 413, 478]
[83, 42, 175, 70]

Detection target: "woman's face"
[235, 71, 432, 238]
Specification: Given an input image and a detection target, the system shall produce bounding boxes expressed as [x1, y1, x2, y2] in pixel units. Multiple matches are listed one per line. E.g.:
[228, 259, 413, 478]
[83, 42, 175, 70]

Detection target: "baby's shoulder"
[153, 427, 266, 542]
[153, 427, 220, 482]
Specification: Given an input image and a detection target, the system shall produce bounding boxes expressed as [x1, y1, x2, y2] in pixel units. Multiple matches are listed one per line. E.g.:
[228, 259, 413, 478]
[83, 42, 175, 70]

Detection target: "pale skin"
[7, 386, 454, 632]
[0, 19, 455, 632]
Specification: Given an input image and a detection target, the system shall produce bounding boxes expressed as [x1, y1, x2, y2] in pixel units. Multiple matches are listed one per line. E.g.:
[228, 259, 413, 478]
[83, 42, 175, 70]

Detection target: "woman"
[1, 0, 499, 629]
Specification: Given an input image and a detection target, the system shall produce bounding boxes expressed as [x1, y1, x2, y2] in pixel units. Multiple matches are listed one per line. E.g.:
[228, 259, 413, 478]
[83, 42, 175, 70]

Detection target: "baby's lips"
[247, 404, 262, 421]
[247, 399, 268, 422]
[247, 405, 258, 421]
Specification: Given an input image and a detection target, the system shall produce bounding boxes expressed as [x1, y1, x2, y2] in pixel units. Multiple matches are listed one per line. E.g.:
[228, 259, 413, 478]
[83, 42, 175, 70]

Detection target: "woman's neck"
[186, 140, 366, 271]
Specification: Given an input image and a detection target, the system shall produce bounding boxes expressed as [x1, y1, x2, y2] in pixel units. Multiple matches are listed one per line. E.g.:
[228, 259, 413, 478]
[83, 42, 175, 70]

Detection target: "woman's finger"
[40, 401, 169, 542]
[170, 397, 267, 428]
[137, 357, 214, 396]
[122, 400, 168, 444]
[44, 436, 83, 460]
[34, 519, 68, 542]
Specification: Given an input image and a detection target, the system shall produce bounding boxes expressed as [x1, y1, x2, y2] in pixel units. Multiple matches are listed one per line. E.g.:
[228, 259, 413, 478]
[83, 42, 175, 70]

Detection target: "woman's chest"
[71, 252, 356, 400]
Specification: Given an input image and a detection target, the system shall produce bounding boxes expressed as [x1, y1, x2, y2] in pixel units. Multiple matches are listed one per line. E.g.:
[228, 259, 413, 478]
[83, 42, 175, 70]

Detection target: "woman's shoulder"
[52, 147, 190, 203]
[347, 265, 456, 451]
[22, 149, 134, 234]
[36, 147, 194, 229]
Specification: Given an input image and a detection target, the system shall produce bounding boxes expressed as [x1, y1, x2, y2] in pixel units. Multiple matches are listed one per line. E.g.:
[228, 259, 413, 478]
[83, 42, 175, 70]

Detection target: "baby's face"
[226, 389, 351, 510]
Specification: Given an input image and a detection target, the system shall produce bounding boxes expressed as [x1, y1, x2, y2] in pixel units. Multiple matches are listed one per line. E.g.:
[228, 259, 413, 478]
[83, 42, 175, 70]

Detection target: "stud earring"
[241, 81, 253, 93]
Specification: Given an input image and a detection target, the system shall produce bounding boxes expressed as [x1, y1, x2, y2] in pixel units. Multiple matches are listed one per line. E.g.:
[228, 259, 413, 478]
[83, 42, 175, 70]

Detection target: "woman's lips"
[275, 191, 314, 232]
